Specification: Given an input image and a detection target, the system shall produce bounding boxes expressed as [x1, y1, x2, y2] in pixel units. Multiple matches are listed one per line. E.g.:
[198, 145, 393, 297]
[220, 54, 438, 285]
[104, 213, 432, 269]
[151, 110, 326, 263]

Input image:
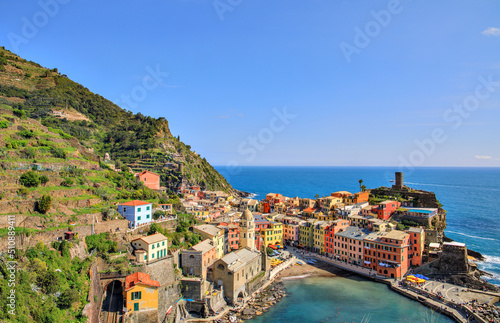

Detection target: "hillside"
[0, 46, 234, 194]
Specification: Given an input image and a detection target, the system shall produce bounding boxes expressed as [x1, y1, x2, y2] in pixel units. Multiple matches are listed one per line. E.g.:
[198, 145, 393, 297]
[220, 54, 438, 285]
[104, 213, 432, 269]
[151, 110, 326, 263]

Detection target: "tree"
[361, 185, 366, 192]
[57, 288, 79, 309]
[20, 171, 40, 187]
[40, 175, 49, 186]
[266, 247, 274, 257]
[358, 179, 364, 192]
[37, 195, 52, 214]
[314, 194, 320, 199]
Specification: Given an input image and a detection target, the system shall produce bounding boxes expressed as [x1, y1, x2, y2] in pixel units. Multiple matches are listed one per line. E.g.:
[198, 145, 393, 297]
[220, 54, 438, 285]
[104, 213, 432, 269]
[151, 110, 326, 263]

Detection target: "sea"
[215, 166, 500, 322]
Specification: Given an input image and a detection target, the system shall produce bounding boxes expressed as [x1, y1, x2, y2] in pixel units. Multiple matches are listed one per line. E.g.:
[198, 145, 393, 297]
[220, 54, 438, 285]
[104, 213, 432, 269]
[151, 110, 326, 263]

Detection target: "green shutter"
[131, 292, 134, 300]
[134, 303, 139, 311]
[138, 291, 142, 299]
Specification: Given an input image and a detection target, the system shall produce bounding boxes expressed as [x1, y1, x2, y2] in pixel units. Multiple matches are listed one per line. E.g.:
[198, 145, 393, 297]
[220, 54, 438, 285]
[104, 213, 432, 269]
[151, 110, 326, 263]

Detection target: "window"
[144, 255, 147, 260]
[147, 214, 150, 219]
[138, 208, 141, 212]
[152, 244, 155, 249]
[131, 291, 142, 300]
[147, 206, 150, 211]
[157, 243, 160, 247]
[152, 253, 155, 258]
[134, 303, 139, 311]
[162, 241, 165, 246]
[138, 216, 141, 221]
[124, 207, 127, 212]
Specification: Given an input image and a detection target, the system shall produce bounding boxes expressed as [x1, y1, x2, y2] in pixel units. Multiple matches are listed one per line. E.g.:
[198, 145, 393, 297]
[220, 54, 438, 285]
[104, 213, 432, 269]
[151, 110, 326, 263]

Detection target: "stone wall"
[83, 262, 102, 323]
[439, 244, 468, 274]
[136, 256, 181, 322]
[0, 219, 129, 250]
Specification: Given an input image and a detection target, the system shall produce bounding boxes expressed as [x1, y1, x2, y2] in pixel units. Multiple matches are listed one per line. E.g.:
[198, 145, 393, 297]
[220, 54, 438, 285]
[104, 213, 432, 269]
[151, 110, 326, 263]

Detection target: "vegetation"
[85, 232, 117, 254]
[37, 195, 52, 213]
[20, 171, 40, 187]
[0, 242, 91, 322]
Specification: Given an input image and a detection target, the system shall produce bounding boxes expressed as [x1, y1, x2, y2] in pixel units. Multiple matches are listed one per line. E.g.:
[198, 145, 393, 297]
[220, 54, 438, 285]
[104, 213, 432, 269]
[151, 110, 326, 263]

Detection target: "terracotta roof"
[125, 272, 160, 291]
[136, 170, 160, 177]
[303, 207, 315, 213]
[132, 233, 168, 245]
[120, 200, 151, 207]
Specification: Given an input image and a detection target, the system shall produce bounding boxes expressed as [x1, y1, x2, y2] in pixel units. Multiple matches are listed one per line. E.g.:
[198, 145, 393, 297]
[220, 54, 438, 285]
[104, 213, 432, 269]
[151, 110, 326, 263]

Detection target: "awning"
[364, 261, 371, 265]
[269, 245, 277, 250]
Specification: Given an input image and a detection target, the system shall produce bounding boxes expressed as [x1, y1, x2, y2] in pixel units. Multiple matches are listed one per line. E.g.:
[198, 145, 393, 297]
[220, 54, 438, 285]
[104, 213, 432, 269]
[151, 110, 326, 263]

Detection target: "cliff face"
[0, 46, 233, 193]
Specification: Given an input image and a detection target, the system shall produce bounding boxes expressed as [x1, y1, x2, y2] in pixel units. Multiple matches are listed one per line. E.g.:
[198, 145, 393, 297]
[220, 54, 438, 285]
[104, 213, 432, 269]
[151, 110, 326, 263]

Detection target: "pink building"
[334, 226, 368, 265]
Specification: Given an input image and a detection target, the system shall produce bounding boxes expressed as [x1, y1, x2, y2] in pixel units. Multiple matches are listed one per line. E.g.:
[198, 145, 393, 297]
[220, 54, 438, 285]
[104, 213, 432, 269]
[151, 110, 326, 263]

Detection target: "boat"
[390, 180, 395, 183]
[166, 306, 173, 315]
[307, 260, 315, 265]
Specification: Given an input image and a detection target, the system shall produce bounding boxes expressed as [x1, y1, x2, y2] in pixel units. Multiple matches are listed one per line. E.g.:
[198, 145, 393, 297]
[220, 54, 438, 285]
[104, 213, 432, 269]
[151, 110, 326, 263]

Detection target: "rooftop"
[336, 226, 369, 240]
[194, 224, 221, 237]
[132, 233, 168, 245]
[220, 248, 261, 272]
[120, 200, 151, 207]
[189, 239, 215, 253]
[125, 272, 160, 291]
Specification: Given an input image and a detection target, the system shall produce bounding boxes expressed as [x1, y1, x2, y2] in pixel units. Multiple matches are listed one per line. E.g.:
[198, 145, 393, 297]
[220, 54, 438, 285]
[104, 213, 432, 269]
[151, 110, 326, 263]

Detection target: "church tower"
[239, 208, 255, 250]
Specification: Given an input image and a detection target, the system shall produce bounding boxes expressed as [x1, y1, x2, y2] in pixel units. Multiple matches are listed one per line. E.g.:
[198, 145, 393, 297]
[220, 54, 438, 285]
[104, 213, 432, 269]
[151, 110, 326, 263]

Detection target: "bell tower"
[239, 208, 255, 250]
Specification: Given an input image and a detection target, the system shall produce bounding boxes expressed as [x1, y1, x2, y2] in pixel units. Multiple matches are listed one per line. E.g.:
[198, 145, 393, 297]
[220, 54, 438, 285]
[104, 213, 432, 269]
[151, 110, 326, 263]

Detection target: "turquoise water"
[216, 166, 500, 285]
[248, 276, 453, 323]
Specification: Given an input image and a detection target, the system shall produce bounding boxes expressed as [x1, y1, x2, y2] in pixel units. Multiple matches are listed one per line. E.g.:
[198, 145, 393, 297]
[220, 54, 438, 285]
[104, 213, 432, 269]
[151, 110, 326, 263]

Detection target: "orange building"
[363, 230, 410, 278]
[324, 219, 350, 256]
[407, 227, 425, 267]
[123, 272, 160, 313]
[135, 170, 160, 190]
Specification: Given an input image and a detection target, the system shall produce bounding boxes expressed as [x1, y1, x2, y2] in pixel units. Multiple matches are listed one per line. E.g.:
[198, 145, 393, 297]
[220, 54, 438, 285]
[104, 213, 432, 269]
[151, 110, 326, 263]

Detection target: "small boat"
[307, 260, 315, 265]
[166, 306, 173, 315]
[390, 180, 395, 183]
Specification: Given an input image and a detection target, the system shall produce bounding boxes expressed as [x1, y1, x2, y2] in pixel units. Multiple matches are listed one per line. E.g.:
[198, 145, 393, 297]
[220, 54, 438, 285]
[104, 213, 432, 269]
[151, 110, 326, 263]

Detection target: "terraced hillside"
[0, 46, 234, 193]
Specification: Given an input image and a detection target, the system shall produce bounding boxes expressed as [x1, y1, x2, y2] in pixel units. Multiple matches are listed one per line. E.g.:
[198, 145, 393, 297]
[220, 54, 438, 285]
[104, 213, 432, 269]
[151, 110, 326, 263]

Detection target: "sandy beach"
[276, 258, 350, 281]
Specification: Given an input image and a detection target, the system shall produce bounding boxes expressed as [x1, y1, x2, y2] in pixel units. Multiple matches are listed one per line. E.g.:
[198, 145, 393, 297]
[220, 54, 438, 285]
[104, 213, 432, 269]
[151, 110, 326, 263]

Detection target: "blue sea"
[215, 166, 500, 322]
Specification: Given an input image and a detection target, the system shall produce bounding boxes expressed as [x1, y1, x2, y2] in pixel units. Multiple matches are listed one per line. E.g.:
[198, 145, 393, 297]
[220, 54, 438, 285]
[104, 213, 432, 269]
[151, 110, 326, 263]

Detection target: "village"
[89, 171, 499, 323]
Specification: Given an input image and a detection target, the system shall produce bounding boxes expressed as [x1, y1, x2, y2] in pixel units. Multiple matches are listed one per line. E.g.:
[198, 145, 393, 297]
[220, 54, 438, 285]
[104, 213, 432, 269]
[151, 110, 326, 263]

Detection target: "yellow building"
[313, 221, 330, 255]
[262, 222, 283, 247]
[299, 219, 316, 249]
[193, 224, 225, 258]
[131, 233, 168, 263]
[123, 272, 159, 313]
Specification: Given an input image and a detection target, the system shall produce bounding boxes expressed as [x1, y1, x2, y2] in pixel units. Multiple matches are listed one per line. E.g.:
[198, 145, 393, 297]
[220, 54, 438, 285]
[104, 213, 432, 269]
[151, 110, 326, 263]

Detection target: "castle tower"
[395, 172, 403, 189]
[239, 208, 255, 250]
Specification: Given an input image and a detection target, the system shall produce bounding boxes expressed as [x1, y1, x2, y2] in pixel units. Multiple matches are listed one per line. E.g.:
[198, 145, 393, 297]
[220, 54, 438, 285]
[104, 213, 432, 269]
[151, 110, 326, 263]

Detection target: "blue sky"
[1, 0, 499, 167]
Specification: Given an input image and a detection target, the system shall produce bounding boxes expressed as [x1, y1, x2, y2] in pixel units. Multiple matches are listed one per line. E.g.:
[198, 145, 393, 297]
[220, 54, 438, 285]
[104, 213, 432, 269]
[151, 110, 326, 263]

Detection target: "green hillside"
[0, 46, 234, 194]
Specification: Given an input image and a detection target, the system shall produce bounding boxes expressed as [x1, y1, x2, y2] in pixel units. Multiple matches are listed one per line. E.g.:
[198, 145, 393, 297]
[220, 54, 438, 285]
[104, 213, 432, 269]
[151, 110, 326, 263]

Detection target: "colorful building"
[363, 230, 410, 278]
[407, 227, 425, 267]
[218, 223, 240, 252]
[373, 200, 401, 221]
[131, 233, 168, 263]
[313, 221, 330, 254]
[298, 219, 316, 249]
[334, 226, 368, 265]
[181, 239, 217, 278]
[193, 224, 225, 259]
[262, 221, 283, 247]
[324, 219, 349, 256]
[135, 170, 160, 190]
[117, 200, 153, 229]
[123, 272, 159, 313]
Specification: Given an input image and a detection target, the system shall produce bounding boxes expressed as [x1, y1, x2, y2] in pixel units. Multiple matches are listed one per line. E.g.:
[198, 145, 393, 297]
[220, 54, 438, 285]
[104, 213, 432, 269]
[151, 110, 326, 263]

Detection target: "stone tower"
[239, 208, 255, 250]
[395, 172, 403, 189]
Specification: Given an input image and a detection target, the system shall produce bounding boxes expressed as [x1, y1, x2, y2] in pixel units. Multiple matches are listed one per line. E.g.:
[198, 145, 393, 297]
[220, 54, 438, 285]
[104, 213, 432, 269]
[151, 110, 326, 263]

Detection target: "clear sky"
[1, 0, 499, 167]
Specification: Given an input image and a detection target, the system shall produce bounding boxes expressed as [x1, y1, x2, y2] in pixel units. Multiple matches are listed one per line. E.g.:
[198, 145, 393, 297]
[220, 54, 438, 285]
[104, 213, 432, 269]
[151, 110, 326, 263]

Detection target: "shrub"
[50, 147, 67, 159]
[12, 109, 26, 118]
[0, 120, 8, 128]
[20, 171, 40, 187]
[22, 147, 36, 159]
[39, 175, 49, 186]
[18, 129, 35, 138]
[60, 178, 73, 187]
[37, 195, 52, 214]
[85, 232, 117, 254]
[17, 187, 29, 196]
